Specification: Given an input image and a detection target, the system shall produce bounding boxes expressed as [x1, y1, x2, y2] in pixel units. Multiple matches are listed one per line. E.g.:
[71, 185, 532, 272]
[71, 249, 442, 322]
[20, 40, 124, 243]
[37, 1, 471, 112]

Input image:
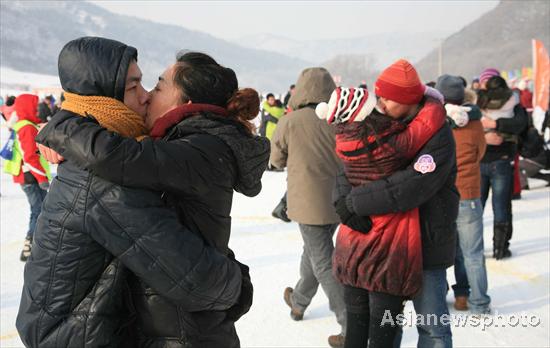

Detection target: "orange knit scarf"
[61, 92, 148, 140]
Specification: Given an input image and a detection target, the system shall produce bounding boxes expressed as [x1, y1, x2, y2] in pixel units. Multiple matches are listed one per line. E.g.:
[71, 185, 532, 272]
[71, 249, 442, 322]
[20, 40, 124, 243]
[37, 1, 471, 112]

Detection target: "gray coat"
[270, 67, 341, 225]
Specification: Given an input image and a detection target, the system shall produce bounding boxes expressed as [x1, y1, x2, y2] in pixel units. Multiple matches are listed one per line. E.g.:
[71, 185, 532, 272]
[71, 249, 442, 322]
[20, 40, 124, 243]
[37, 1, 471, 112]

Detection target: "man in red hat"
[374, 59, 428, 118]
[334, 59, 458, 348]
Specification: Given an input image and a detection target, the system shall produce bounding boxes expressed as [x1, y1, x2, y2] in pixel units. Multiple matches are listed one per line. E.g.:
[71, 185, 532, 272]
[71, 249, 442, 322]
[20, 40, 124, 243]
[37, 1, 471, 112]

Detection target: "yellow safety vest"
[3, 120, 51, 181]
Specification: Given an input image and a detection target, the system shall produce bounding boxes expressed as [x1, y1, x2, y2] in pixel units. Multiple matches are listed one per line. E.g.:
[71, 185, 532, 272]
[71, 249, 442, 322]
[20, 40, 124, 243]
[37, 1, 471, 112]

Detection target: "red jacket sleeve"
[392, 100, 446, 159]
[17, 124, 49, 183]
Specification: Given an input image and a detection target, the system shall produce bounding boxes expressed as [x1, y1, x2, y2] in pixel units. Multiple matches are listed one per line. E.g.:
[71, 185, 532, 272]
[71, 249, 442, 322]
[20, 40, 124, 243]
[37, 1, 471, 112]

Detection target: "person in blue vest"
[3, 93, 51, 261]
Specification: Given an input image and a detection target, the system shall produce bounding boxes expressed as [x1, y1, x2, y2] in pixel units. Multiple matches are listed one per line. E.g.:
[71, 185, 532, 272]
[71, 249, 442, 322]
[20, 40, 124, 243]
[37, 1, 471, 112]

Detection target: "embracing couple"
[325, 60, 460, 348]
[16, 36, 270, 348]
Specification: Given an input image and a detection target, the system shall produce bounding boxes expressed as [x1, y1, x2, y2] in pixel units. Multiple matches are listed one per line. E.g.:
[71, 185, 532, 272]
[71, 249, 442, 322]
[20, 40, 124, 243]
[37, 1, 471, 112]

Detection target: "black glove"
[226, 257, 253, 322]
[335, 196, 373, 234]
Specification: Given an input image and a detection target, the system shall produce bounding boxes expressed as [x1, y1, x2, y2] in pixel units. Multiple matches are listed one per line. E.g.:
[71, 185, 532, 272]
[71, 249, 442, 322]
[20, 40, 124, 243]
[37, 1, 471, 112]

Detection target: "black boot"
[272, 199, 291, 222]
[493, 223, 511, 260]
[502, 222, 513, 259]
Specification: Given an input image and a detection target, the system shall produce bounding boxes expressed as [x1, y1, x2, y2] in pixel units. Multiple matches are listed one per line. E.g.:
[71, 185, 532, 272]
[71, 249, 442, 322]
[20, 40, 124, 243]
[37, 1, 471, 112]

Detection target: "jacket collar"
[150, 104, 228, 138]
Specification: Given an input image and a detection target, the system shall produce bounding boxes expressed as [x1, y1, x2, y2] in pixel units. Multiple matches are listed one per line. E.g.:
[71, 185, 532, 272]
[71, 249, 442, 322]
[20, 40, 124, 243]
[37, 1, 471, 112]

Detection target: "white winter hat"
[445, 104, 471, 128]
[315, 87, 376, 124]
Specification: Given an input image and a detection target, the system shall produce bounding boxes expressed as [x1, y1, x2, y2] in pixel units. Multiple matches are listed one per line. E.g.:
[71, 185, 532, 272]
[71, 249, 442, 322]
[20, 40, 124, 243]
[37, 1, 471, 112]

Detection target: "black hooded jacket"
[36, 107, 270, 348]
[17, 37, 242, 348]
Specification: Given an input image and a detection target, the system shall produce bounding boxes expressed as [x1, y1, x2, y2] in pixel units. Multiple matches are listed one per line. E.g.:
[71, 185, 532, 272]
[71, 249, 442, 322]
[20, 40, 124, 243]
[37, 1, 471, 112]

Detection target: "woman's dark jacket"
[38, 105, 270, 347]
[335, 123, 459, 270]
[481, 104, 528, 163]
[16, 37, 242, 348]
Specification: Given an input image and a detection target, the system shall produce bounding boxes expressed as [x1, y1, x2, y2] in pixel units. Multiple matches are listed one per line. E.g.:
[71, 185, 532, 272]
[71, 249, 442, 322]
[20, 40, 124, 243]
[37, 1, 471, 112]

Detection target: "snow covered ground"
[1, 167, 549, 347]
[0, 67, 61, 97]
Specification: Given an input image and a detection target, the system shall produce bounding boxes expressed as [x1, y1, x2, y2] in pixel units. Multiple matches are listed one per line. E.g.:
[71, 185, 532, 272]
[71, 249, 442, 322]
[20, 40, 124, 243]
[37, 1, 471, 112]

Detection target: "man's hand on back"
[484, 131, 503, 146]
[334, 197, 373, 234]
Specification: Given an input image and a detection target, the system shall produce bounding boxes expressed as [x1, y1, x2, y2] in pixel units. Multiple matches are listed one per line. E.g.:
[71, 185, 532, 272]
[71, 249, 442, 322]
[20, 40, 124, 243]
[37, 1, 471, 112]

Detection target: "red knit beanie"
[375, 59, 426, 105]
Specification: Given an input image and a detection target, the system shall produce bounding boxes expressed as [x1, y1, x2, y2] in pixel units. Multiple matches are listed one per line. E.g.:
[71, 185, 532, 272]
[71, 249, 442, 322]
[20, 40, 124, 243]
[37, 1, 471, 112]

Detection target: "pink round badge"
[414, 154, 436, 174]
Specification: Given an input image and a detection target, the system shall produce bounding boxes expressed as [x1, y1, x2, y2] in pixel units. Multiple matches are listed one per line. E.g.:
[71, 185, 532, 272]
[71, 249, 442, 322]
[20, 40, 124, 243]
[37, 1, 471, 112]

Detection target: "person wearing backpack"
[3, 94, 51, 261]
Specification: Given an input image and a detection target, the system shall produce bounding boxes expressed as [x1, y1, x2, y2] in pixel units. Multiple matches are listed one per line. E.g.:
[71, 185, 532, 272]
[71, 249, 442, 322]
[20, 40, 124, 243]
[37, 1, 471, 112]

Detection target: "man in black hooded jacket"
[16, 37, 243, 348]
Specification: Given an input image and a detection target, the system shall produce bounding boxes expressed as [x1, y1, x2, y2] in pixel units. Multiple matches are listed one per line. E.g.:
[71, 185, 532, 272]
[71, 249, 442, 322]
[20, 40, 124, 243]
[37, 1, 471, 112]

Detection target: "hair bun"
[227, 88, 260, 121]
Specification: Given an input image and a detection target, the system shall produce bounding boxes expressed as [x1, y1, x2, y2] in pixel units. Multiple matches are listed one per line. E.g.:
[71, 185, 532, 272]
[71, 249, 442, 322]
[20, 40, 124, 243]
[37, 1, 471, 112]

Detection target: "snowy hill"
[415, 0, 550, 81]
[0, 1, 309, 92]
[234, 32, 451, 87]
[235, 31, 449, 68]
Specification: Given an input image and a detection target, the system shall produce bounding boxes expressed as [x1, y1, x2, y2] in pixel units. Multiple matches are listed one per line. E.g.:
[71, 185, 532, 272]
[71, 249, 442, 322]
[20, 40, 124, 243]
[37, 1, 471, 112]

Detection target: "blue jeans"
[394, 269, 452, 348]
[480, 159, 513, 224]
[452, 199, 491, 313]
[21, 183, 47, 239]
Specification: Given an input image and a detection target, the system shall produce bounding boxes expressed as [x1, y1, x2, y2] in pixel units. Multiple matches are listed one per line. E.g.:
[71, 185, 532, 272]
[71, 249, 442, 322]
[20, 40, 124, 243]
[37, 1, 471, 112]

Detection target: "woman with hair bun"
[38, 51, 271, 347]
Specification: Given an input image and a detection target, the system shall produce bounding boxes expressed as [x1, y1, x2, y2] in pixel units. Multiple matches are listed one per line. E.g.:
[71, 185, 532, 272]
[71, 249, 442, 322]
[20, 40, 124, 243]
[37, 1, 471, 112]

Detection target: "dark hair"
[426, 81, 436, 88]
[289, 84, 295, 89]
[173, 51, 259, 134]
[358, 108, 401, 140]
[5, 95, 16, 106]
[486, 75, 509, 90]
[266, 93, 275, 99]
[477, 75, 512, 109]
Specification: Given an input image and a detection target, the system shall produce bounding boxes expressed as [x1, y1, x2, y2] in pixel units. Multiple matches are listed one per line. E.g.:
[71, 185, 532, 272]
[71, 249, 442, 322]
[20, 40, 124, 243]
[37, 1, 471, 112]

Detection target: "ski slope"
[1, 168, 549, 347]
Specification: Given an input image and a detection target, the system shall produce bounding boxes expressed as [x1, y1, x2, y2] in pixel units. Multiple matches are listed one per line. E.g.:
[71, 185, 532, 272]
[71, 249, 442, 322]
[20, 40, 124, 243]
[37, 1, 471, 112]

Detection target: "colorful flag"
[522, 67, 530, 79]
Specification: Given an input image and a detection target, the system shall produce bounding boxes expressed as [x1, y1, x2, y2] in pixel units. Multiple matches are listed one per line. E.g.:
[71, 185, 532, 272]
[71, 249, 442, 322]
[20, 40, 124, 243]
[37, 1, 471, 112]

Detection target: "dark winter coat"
[481, 104, 529, 163]
[37, 101, 58, 123]
[335, 123, 459, 270]
[17, 36, 242, 348]
[37, 104, 270, 347]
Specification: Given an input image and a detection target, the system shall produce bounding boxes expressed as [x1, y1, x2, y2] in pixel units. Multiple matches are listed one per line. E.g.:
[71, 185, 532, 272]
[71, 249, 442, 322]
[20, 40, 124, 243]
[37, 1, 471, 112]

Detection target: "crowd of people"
[268, 62, 549, 348]
[0, 35, 549, 348]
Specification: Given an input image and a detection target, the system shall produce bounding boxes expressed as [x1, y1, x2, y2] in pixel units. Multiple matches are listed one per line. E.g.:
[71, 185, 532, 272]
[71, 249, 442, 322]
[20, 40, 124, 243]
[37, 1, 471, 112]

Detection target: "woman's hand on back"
[38, 143, 65, 164]
[37, 123, 65, 164]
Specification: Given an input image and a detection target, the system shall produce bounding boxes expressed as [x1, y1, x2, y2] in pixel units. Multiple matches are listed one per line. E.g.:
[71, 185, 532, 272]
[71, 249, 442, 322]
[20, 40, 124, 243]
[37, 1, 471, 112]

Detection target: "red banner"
[532, 39, 549, 111]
